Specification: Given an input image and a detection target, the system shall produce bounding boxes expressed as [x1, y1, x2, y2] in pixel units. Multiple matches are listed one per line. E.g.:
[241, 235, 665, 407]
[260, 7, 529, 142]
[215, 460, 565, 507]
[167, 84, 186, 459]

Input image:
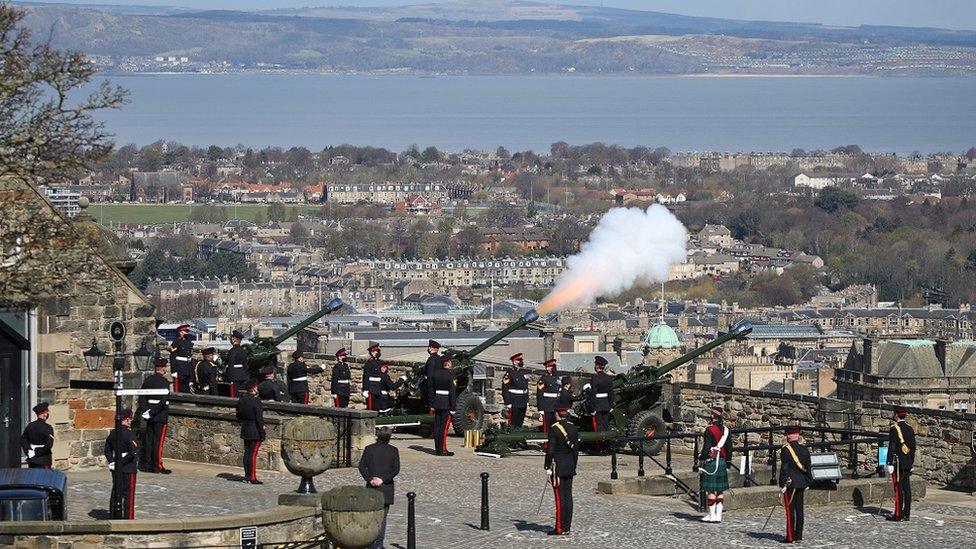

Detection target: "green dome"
[644, 323, 680, 349]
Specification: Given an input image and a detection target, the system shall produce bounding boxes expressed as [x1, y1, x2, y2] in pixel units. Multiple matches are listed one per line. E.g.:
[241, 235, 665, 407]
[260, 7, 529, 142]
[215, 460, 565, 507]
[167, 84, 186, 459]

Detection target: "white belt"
[30, 444, 44, 450]
[379, 408, 392, 413]
[148, 399, 162, 404]
[435, 390, 450, 395]
[232, 364, 244, 368]
[595, 393, 609, 398]
[176, 356, 189, 362]
[508, 389, 527, 394]
[380, 390, 389, 395]
[337, 379, 350, 384]
[291, 376, 308, 382]
[171, 372, 178, 377]
[543, 392, 558, 398]
[368, 377, 381, 382]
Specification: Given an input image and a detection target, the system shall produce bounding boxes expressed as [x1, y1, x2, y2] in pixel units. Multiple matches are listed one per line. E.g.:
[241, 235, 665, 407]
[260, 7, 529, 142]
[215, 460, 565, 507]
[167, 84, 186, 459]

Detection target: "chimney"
[935, 339, 948, 374]
[862, 338, 874, 375]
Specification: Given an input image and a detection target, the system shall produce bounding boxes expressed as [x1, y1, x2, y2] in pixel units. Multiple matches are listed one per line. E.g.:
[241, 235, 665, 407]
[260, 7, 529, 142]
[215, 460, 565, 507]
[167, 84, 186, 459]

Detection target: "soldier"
[21, 402, 54, 469]
[105, 408, 138, 520]
[138, 358, 172, 474]
[169, 324, 194, 393]
[502, 353, 529, 429]
[699, 407, 733, 523]
[192, 347, 219, 395]
[363, 342, 382, 411]
[424, 339, 443, 378]
[537, 359, 560, 433]
[585, 356, 613, 450]
[236, 379, 266, 484]
[287, 350, 324, 404]
[556, 375, 575, 411]
[359, 427, 400, 549]
[886, 406, 916, 522]
[258, 365, 287, 402]
[224, 330, 249, 397]
[780, 426, 812, 542]
[330, 348, 352, 408]
[545, 407, 579, 536]
[375, 362, 400, 415]
[430, 354, 457, 456]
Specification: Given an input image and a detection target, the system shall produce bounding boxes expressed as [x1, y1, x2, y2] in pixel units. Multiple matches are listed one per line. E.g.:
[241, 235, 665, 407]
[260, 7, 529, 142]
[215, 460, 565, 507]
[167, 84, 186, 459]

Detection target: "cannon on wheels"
[476, 321, 754, 457]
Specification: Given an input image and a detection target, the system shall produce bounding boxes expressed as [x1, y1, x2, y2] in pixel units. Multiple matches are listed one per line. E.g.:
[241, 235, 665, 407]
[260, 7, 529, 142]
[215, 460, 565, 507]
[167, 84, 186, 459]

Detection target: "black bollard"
[407, 491, 416, 549]
[637, 446, 645, 477]
[480, 472, 490, 531]
[611, 443, 619, 480]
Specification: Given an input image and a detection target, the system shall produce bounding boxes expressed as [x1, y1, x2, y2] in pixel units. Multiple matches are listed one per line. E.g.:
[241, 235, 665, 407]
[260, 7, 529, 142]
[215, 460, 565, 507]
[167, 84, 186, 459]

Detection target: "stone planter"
[281, 418, 337, 494]
[321, 486, 385, 549]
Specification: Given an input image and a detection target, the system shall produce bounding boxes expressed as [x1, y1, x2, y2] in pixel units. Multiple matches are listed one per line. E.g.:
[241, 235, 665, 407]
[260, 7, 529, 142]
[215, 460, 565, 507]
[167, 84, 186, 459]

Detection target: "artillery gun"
[376, 309, 541, 434]
[475, 321, 753, 457]
[219, 297, 345, 377]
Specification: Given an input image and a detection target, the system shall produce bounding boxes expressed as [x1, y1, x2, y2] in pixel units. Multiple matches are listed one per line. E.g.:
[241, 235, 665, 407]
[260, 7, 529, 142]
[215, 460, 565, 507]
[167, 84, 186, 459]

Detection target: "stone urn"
[281, 417, 336, 494]
[321, 486, 385, 549]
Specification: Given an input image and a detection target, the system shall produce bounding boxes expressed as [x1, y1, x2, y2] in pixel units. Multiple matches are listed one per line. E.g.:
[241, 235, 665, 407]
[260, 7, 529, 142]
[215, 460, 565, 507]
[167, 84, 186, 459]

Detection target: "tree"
[420, 146, 441, 163]
[814, 187, 859, 213]
[289, 222, 310, 245]
[267, 202, 287, 222]
[188, 205, 228, 223]
[0, 5, 126, 183]
[455, 225, 483, 257]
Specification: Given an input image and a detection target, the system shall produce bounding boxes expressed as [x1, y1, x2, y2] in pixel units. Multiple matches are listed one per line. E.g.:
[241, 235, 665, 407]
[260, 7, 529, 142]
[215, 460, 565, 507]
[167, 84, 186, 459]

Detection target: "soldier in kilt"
[699, 406, 733, 523]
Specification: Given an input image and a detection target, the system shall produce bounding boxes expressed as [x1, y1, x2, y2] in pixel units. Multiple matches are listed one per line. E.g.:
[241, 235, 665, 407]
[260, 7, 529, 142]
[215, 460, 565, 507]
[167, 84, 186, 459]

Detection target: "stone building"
[1, 178, 156, 469]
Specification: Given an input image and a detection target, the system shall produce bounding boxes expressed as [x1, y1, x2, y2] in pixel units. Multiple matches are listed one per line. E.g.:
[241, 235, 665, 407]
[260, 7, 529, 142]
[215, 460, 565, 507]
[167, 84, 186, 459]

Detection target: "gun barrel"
[273, 298, 344, 346]
[650, 321, 753, 378]
[462, 309, 539, 359]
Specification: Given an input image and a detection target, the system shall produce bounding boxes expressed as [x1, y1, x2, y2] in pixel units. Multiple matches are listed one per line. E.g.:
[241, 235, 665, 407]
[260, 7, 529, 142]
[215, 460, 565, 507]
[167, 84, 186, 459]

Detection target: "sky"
[21, 1, 976, 31]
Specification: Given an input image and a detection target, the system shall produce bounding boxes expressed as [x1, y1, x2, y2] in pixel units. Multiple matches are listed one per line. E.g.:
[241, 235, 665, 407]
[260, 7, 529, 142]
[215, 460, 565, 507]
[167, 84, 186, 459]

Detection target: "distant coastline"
[97, 69, 952, 79]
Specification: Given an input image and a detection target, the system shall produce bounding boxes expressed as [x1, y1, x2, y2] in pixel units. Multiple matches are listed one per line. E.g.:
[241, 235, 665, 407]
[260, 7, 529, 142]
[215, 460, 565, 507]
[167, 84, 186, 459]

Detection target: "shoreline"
[98, 70, 974, 79]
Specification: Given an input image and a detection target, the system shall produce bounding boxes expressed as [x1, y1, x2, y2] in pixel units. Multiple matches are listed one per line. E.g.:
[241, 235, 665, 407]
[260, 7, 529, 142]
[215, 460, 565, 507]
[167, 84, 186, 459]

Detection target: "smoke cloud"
[537, 205, 687, 315]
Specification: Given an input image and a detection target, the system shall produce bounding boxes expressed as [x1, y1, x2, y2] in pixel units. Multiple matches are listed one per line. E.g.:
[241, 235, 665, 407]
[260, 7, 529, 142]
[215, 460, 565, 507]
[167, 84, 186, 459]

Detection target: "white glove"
[141, 410, 151, 420]
[362, 391, 369, 397]
[108, 462, 115, 471]
[27, 449, 35, 459]
[507, 404, 512, 409]
[781, 486, 787, 494]
[886, 465, 894, 475]
[545, 469, 552, 477]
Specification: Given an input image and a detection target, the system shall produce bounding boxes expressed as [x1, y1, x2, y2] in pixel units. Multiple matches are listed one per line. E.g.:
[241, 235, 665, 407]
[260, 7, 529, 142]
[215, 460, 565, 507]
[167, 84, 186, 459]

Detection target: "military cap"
[543, 358, 557, 368]
[428, 340, 441, 349]
[231, 330, 245, 339]
[561, 375, 573, 385]
[368, 342, 381, 352]
[202, 347, 216, 356]
[119, 408, 133, 420]
[33, 402, 49, 414]
[260, 365, 275, 375]
[335, 348, 348, 358]
[594, 355, 608, 367]
[895, 406, 908, 418]
[785, 426, 801, 435]
[154, 358, 169, 368]
[177, 324, 190, 331]
[510, 353, 523, 363]
[292, 350, 304, 360]
[244, 379, 259, 390]
[711, 406, 724, 419]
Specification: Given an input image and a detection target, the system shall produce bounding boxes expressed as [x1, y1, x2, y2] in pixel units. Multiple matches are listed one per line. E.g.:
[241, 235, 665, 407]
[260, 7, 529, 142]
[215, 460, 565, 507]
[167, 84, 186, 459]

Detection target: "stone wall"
[165, 394, 377, 472]
[668, 382, 976, 489]
[0, 505, 319, 548]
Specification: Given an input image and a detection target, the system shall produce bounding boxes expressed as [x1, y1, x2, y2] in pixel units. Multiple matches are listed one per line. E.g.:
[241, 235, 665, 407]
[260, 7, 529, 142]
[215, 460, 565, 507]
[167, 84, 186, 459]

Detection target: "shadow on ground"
[513, 519, 552, 532]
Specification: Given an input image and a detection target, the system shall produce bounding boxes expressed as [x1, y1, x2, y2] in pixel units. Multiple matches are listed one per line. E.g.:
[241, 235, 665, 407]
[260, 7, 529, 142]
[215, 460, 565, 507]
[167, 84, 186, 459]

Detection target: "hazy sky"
[21, 1, 976, 31]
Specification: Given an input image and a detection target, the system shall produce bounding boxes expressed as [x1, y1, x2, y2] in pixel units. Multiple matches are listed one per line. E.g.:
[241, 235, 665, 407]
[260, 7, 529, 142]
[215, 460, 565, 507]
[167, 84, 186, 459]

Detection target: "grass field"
[93, 204, 320, 225]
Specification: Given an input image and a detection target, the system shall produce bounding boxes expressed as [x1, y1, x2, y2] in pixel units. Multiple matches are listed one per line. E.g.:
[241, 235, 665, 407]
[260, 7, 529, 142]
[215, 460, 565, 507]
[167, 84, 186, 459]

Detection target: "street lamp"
[82, 338, 106, 372]
[132, 340, 154, 372]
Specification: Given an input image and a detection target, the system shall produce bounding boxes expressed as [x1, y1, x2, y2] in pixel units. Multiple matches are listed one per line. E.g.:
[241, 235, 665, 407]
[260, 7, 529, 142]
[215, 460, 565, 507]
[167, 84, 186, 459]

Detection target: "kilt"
[700, 457, 729, 492]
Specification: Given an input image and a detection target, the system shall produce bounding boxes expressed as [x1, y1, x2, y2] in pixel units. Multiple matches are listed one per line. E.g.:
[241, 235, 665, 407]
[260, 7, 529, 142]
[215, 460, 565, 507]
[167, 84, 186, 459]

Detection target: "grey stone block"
[278, 493, 322, 508]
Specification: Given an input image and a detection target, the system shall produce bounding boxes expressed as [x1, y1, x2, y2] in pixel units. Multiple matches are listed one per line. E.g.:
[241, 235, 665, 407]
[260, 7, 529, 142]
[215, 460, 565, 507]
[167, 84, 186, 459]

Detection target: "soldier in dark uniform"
[169, 324, 194, 393]
[359, 427, 400, 549]
[779, 426, 812, 542]
[138, 358, 172, 474]
[105, 408, 139, 520]
[224, 330, 250, 397]
[192, 347, 218, 395]
[537, 359, 560, 433]
[287, 350, 324, 404]
[585, 356, 613, 450]
[330, 348, 352, 407]
[430, 355, 457, 456]
[363, 342, 382, 411]
[886, 406, 916, 522]
[375, 362, 400, 415]
[258, 365, 287, 402]
[700, 407, 733, 523]
[424, 339, 443, 378]
[502, 353, 529, 428]
[545, 407, 579, 536]
[556, 376, 575, 410]
[21, 402, 54, 469]
[236, 379, 266, 484]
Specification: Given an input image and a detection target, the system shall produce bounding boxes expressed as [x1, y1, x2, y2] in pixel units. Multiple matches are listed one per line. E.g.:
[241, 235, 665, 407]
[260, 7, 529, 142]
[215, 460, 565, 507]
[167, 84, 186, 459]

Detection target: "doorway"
[0, 318, 29, 468]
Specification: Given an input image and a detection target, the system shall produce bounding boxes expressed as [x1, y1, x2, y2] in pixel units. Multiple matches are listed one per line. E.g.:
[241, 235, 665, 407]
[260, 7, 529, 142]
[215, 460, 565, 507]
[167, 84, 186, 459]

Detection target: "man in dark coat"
[585, 356, 613, 450]
[236, 379, 266, 484]
[779, 426, 812, 542]
[886, 406, 917, 521]
[287, 350, 324, 404]
[429, 355, 457, 456]
[545, 408, 579, 536]
[537, 359, 560, 433]
[224, 330, 249, 397]
[375, 362, 400, 415]
[21, 402, 54, 468]
[169, 324, 194, 393]
[192, 347, 219, 395]
[363, 342, 382, 411]
[105, 408, 139, 520]
[359, 427, 400, 549]
[502, 353, 529, 429]
[137, 358, 172, 474]
[700, 406, 733, 523]
[258, 365, 287, 402]
[556, 376, 575, 411]
[330, 348, 352, 407]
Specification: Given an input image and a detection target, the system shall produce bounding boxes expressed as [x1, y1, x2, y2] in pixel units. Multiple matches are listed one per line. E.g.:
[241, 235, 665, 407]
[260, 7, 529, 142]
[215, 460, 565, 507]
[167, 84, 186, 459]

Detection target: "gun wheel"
[627, 410, 666, 456]
[453, 391, 485, 435]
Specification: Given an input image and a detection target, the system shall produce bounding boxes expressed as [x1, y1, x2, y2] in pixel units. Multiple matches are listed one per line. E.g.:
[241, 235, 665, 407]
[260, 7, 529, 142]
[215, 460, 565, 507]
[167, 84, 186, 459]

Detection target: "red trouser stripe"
[333, 395, 340, 407]
[367, 394, 374, 410]
[442, 415, 453, 451]
[173, 377, 180, 393]
[892, 471, 901, 519]
[303, 391, 309, 404]
[508, 407, 513, 426]
[542, 414, 548, 433]
[229, 384, 236, 397]
[157, 424, 168, 470]
[127, 473, 137, 519]
[553, 484, 563, 533]
[592, 415, 601, 450]
[249, 440, 262, 481]
[784, 492, 793, 542]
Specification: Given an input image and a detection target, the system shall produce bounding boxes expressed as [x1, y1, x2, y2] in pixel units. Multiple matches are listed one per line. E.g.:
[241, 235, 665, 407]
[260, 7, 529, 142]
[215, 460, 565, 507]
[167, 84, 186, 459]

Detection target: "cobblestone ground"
[66, 435, 976, 548]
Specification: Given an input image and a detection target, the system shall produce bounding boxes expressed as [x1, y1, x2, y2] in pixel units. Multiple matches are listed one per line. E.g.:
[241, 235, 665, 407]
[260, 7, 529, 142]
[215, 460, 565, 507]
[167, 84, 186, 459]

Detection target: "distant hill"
[12, 0, 976, 75]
